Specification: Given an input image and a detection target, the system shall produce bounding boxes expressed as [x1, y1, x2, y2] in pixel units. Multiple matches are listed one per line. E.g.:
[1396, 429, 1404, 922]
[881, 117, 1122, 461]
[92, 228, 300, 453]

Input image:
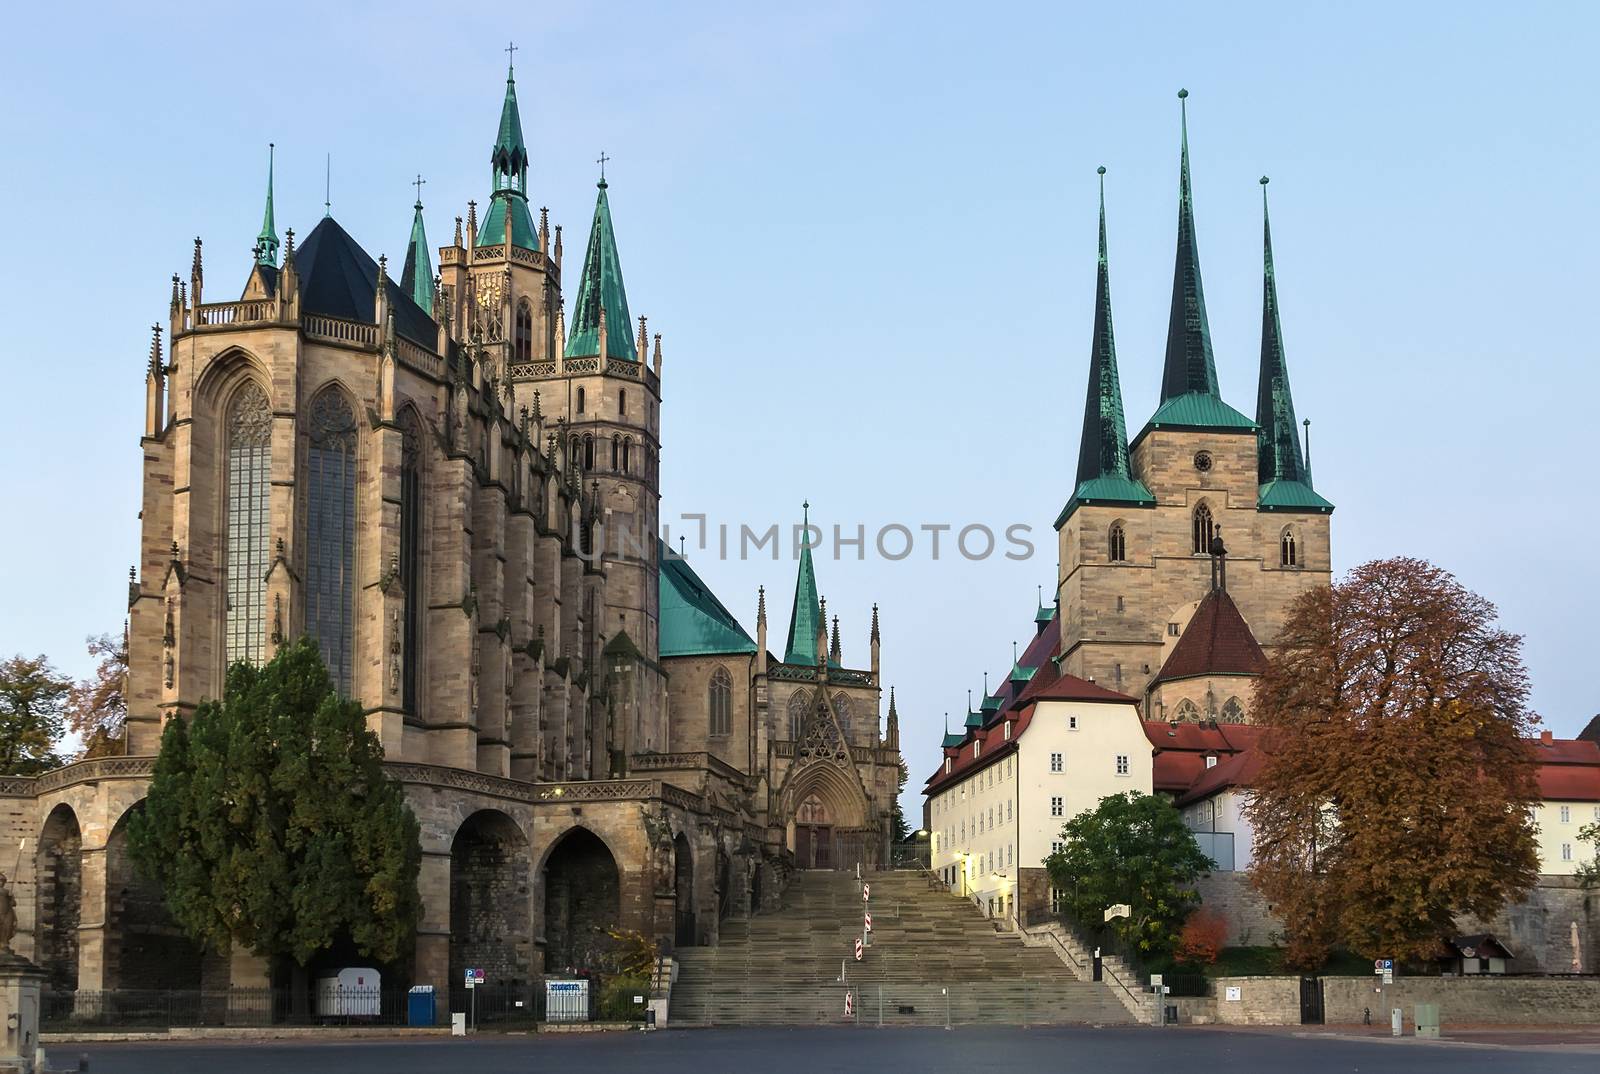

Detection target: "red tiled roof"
[1145, 719, 1261, 794]
[1150, 588, 1266, 686]
[1016, 658, 1137, 706]
[1176, 749, 1264, 806]
[922, 706, 1034, 794]
[1537, 763, 1600, 801]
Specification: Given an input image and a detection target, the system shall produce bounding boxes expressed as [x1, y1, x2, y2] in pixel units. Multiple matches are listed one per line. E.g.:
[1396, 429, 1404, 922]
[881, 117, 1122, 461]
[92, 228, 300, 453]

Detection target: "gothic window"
[514, 300, 533, 363]
[305, 387, 358, 694]
[798, 698, 848, 764]
[583, 434, 594, 470]
[1220, 696, 1245, 723]
[787, 690, 810, 740]
[618, 388, 627, 417]
[224, 382, 272, 669]
[570, 436, 580, 470]
[709, 666, 733, 737]
[832, 695, 852, 737]
[611, 434, 620, 471]
[621, 437, 632, 475]
[1192, 503, 1215, 555]
[1108, 522, 1127, 562]
[1280, 527, 1298, 568]
[577, 386, 586, 414]
[1174, 698, 1201, 722]
[398, 410, 424, 713]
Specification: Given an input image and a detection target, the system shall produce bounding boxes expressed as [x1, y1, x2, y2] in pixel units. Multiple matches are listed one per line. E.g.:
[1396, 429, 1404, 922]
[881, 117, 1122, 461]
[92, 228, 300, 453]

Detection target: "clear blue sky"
[2, 3, 1595, 806]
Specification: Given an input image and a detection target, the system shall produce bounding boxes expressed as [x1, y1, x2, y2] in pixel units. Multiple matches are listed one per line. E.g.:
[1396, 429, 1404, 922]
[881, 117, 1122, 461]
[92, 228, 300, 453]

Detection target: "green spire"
[1161, 89, 1218, 401]
[1255, 178, 1334, 514]
[565, 174, 637, 360]
[783, 502, 822, 665]
[1057, 169, 1154, 528]
[477, 50, 538, 250]
[256, 143, 278, 267]
[401, 176, 434, 313]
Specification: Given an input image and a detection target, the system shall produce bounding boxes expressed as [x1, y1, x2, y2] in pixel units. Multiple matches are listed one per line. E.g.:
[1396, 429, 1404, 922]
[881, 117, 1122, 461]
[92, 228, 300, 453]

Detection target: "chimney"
[1540, 730, 1554, 746]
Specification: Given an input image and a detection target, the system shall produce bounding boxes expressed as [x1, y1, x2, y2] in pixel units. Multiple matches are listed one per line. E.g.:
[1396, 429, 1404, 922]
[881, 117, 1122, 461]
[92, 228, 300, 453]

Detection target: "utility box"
[407, 985, 435, 1026]
[545, 979, 590, 1023]
[1415, 1003, 1440, 1039]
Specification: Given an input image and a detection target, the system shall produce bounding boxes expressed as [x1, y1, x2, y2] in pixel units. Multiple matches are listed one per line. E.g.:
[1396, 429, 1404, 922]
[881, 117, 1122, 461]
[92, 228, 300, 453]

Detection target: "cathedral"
[4, 59, 903, 1002]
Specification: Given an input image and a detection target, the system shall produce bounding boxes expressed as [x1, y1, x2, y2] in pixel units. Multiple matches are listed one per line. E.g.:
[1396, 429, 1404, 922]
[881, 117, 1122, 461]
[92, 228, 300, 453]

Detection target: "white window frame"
[1050, 752, 1063, 772]
[1115, 754, 1130, 776]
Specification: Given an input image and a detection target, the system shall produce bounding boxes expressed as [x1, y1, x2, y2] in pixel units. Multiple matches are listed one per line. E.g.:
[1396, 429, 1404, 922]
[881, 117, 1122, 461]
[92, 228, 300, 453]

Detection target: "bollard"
[1390, 1007, 1402, 1037]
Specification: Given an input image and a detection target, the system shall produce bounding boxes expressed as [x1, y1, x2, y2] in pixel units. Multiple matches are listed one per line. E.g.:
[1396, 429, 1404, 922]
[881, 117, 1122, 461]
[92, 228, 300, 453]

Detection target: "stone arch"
[35, 803, 82, 992]
[1174, 698, 1201, 723]
[780, 759, 872, 869]
[539, 826, 621, 974]
[1192, 500, 1215, 555]
[672, 832, 695, 947]
[448, 809, 532, 1000]
[104, 803, 204, 991]
[785, 689, 811, 741]
[194, 346, 271, 411]
[1220, 696, 1246, 723]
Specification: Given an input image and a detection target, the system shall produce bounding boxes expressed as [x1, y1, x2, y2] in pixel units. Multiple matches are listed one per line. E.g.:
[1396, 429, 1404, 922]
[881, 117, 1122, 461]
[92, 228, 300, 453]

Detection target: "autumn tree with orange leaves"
[1244, 558, 1540, 969]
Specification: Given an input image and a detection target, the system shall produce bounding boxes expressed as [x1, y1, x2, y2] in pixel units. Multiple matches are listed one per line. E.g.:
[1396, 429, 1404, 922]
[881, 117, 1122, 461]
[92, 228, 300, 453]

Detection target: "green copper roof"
[1141, 391, 1255, 434]
[1035, 602, 1055, 625]
[1161, 90, 1220, 403]
[1009, 662, 1036, 684]
[963, 710, 984, 730]
[783, 505, 822, 665]
[256, 144, 278, 267]
[476, 194, 539, 251]
[401, 200, 434, 312]
[942, 731, 967, 749]
[1258, 479, 1334, 513]
[979, 693, 1002, 713]
[1059, 167, 1155, 528]
[491, 61, 528, 186]
[659, 543, 757, 658]
[565, 180, 637, 359]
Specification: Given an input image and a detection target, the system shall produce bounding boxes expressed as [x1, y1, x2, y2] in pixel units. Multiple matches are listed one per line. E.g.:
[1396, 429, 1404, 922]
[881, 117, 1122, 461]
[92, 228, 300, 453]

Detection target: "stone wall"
[448, 814, 533, 989]
[1320, 975, 1600, 1026]
[1208, 975, 1302, 1025]
[1194, 872, 1278, 947]
[33, 810, 81, 992]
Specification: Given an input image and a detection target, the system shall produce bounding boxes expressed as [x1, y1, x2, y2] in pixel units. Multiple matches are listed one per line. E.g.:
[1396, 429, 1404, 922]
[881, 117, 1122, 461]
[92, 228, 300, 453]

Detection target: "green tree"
[127, 637, 422, 973]
[1578, 822, 1600, 891]
[0, 655, 71, 775]
[1044, 791, 1212, 962]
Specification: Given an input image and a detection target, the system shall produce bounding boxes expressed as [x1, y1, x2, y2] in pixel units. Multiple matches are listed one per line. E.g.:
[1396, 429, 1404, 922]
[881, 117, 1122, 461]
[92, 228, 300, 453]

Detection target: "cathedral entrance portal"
[795, 795, 834, 870]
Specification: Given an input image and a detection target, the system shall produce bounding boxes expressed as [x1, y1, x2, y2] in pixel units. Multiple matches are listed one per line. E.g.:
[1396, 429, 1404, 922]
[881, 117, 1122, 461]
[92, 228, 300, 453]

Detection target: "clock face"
[1193, 451, 1214, 473]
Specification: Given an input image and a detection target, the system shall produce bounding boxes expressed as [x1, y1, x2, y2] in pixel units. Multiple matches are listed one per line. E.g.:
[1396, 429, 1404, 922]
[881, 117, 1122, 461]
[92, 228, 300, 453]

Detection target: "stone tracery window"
[305, 387, 358, 695]
[832, 695, 852, 738]
[1108, 521, 1127, 562]
[1220, 696, 1245, 723]
[787, 690, 810, 741]
[398, 410, 424, 712]
[798, 695, 848, 765]
[1192, 503, 1215, 555]
[514, 299, 533, 363]
[1280, 526, 1298, 568]
[1174, 698, 1201, 722]
[709, 665, 733, 737]
[225, 382, 272, 668]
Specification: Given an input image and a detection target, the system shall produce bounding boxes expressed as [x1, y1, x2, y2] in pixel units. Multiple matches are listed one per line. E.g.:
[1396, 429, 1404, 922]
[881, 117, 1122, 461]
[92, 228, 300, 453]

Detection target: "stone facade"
[2, 65, 904, 1005]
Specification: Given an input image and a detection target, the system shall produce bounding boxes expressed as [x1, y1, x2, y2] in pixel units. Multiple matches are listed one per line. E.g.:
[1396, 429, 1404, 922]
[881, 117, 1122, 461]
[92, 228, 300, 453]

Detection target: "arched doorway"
[541, 828, 620, 974]
[449, 810, 532, 1007]
[35, 804, 82, 993]
[794, 794, 833, 870]
[105, 805, 203, 991]
[673, 833, 695, 948]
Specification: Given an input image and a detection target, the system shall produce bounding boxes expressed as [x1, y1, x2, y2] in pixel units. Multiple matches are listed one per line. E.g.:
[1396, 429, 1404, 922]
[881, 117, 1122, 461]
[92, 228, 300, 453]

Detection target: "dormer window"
[1003, 721, 1011, 740]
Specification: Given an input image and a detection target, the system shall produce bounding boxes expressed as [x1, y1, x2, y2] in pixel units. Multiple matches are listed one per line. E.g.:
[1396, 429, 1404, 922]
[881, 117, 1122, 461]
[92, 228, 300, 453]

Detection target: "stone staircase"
[671, 870, 1136, 1026]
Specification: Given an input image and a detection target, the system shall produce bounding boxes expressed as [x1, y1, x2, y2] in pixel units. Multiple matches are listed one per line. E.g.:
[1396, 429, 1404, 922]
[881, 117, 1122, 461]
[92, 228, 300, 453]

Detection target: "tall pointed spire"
[477, 46, 538, 251]
[401, 175, 435, 312]
[565, 170, 637, 360]
[256, 144, 278, 267]
[1161, 89, 1218, 400]
[783, 502, 822, 666]
[1057, 168, 1154, 528]
[1255, 178, 1334, 513]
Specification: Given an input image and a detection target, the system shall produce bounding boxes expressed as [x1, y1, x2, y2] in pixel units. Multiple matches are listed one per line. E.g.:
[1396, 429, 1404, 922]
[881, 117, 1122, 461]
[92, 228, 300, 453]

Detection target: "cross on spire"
[412, 173, 426, 207]
[596, 151, 610, 183]
[505, 40, 518, 75]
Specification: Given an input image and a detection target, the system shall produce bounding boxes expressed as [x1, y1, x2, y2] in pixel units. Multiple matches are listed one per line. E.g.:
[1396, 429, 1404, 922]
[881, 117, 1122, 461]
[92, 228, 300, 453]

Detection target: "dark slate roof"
[294, 216, 437, 348]
[1150, 588, 1267, 687]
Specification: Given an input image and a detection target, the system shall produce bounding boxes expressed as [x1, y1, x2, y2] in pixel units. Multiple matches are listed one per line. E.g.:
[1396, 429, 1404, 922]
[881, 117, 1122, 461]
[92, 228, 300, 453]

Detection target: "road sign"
[1373, 959, 1393, 974]
[854, 938, 864, 961]
[464, 967, 484, 988]
[844, 990, 854, 1017]
[864, 912, 872, 933]
[862, 883, 870, 901]
[1382, 969, 1394, 984]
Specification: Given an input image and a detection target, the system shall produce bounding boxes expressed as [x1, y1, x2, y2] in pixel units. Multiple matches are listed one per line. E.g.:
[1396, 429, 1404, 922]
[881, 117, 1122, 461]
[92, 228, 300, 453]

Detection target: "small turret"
[830, 614, 842, 665]
[190, 237, 204, 307]
[886, 686, 900, 749]
[256, 144, 279, 267]
[870, 602, 881, 680]
[145, 324, 164, 437]
[756, 585, 768, 676]
[401, 175, 435, 312]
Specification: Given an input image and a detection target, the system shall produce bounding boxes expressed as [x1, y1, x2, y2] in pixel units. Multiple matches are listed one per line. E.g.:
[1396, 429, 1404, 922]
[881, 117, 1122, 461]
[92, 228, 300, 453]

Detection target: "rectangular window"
[989, 807, 995, 829]
[1168, 622, 1180, 637]
[1050, 752, 1063, 772]
[1116, 755, 1130, 776]
[1563, 843, 1573, 861]
[1594, 806, 1600, 822]
[1007, 845, 1013, 867]
[1068, 716, 1078, 730]
[1051, 840, 1064, 855]
[1051, 796, 1063, 817]
[1007, 800, 1013, 822]
[1560, 805, 1571, 823]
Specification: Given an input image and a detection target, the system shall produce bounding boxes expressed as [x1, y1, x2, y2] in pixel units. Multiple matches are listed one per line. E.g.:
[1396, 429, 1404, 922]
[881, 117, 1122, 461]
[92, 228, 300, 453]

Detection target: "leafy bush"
[596, 974, 649, 1021]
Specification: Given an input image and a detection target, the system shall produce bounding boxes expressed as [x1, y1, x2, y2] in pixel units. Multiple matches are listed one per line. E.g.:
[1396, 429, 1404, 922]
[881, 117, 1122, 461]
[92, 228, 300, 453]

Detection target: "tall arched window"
[1174, 698, 1201, 722]
[570, 436, 580, 471]
[305, 387, 358, 694]
[709, 666, 732, 737]
[1280, 527, 1298, 568]
[611, 434, 620, 471]
[1220, 697, 1245, 722]
[1192, 503, 1215, 555]
[787, 690, 810, 741]
[398, 410, 424, 713]
[832, 695, 853, 738]
[618, 388, 627, 417]
[583, 434, 594, 470]
[577, 386, 586, 414]
[225, 382, 272, 668]
[621, 437, 632, 475]
[1108, 522, 1127, 563]
[514, 300, 533, 363]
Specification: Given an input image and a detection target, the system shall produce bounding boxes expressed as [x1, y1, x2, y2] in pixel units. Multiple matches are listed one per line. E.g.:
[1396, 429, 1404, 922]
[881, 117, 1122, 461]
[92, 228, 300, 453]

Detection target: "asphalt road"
[64, 1026, 1596, 1073]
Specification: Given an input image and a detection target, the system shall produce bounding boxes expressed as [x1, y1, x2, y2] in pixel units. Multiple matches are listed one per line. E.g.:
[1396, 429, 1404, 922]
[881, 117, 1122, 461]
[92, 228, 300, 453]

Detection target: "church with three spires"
[11, 55, 903, 1003]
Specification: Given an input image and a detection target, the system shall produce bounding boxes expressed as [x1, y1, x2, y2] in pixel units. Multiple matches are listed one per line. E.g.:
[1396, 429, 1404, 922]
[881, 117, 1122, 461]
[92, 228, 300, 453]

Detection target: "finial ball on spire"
[1260, 175, 1270, 186]
[1177, 88, 1188, 99]
[1097, 165, 1106, 175]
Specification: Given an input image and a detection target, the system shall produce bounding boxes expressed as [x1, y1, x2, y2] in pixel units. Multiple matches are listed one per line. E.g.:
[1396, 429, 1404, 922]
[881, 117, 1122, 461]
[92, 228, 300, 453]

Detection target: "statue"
[0, 874, 16, 952]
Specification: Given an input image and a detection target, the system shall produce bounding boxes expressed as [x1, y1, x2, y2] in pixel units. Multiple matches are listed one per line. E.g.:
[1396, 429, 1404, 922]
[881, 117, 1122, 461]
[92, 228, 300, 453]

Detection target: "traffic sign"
[1373, 959, 1393, 974]
[864, 911, 873, 933]
[844, 989, 854, 1017]
[464, 967, 484, 988]
[854, 938, 863, 961]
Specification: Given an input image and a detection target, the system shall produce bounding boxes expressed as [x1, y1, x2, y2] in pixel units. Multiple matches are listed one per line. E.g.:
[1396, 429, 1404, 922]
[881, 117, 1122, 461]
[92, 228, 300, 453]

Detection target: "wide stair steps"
[672, 871, 1135, 1026]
